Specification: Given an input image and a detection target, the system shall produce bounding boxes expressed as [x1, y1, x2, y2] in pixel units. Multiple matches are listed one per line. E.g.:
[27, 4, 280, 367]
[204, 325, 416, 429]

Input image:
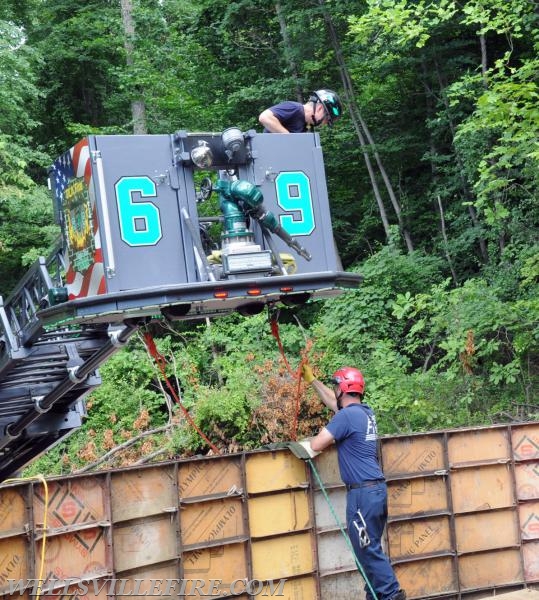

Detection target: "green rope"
[307, 458, 379, 600]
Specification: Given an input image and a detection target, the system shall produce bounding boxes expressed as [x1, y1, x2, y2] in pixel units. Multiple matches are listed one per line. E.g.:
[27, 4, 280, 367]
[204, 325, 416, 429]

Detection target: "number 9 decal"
[115, 176, 162, 246]
[275, 171, 315, 236]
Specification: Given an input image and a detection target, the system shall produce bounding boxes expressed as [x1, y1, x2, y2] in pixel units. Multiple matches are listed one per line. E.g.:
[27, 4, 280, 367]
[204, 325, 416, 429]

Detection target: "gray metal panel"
[91, 135, 194, 293]
[174, 153, 213, 283]
[246, 132, 338, 273]
[320, 571, 365, 599]
[314, 487, 347, 532]
[317, 529, 357, 574]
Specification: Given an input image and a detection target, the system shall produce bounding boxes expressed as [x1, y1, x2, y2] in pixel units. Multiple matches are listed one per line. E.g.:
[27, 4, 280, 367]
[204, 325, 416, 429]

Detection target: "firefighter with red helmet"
[302, 364, 406, 600]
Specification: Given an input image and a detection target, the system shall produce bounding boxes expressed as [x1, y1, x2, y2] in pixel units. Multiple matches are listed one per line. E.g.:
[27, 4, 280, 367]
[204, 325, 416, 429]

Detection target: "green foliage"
[454, 68, 539, 226]
[391, 262, 539, 413]
[1, 0, 537, 477]
[26, 335, 172, 475]
[313, 247, 444, 359]
[0, 185, 59, 294]
[0, 21, 42, 137]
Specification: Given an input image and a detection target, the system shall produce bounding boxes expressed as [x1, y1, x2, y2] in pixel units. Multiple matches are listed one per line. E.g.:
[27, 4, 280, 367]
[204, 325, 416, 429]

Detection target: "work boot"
[390, 589, 406, 600]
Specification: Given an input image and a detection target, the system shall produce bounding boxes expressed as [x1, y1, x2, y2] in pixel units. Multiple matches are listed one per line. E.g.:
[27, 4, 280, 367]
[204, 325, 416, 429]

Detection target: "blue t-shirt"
[325, 403, 384, 485]
[264, 101, 306, 133]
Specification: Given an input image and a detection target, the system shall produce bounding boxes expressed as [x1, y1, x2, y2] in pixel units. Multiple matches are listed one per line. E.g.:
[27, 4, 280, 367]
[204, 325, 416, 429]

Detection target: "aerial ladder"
[0, 127, 362, 481]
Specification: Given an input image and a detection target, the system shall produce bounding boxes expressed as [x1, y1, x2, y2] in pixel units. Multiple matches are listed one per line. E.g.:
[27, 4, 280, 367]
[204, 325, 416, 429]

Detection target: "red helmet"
[331, 367, 365, 395]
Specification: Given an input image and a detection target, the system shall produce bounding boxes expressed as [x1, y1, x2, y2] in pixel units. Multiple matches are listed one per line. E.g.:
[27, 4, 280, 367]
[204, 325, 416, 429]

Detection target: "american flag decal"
[51, 139, 106, 300]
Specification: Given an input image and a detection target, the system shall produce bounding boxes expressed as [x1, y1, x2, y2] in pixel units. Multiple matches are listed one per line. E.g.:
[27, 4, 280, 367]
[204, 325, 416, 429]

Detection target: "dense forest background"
[0, 0, 538, 476]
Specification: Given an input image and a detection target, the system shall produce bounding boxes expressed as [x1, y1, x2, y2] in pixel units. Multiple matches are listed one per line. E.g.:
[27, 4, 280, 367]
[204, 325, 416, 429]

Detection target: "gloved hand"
[287, 439, 320, 460]
[301, 363, 315, 385]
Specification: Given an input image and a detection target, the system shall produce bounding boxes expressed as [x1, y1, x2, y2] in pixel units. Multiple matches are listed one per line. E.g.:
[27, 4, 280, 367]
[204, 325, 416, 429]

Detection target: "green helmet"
[310, 89, 343, 125]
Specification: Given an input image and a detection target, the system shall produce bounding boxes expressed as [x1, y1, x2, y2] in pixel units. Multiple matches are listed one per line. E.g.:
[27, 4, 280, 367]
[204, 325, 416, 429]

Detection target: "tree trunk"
[437, 196, 459, 285]
[479, 34, 505, 254]
[274, 1, 303, 102]
[432, 54, 489, 263]
[479, 33, 488, 89]
[120, 0, 147, 134]
[421, 57, 458, 285]
[317, 0, 413, 252]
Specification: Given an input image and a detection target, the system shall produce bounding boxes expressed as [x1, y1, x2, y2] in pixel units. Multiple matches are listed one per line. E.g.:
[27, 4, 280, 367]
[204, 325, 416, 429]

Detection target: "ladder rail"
[1, 241, 64, 355]
[0, 322, 136, 450]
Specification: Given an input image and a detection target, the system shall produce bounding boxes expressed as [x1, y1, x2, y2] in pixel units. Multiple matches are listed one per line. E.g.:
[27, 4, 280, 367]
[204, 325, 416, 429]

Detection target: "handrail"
[1, 240, 64, 350]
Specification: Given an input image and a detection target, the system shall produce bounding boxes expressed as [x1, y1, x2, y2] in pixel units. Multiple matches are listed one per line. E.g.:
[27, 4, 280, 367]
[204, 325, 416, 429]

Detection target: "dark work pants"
[346, 482, 400, 600]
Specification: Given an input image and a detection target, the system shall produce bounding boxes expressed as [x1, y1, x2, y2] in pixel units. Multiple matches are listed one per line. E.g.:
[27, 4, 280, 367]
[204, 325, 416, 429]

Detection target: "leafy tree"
[8, 0, 539, 476]
[0, 20, 45, 186]
[0, 186, 59, 294]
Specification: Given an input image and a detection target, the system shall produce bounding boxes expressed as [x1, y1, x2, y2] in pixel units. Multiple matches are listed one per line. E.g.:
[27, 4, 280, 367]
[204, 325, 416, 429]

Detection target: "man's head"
[309, 89, 343, 127]
[331, 366, 365, 409]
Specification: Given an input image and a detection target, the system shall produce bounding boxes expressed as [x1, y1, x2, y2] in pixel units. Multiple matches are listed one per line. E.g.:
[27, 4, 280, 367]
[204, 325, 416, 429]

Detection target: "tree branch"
[73, 425, 171, 474]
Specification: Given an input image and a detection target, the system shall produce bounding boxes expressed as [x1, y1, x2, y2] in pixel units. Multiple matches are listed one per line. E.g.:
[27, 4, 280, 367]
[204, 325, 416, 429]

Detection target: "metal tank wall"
[382, 423, 539, 598]
[0, 422, 538, 600]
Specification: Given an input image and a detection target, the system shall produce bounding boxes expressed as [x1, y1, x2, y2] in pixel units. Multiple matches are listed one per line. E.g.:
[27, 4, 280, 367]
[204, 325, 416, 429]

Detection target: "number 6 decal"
[115, 176, 162, 246]
[275, 171, 315, 236]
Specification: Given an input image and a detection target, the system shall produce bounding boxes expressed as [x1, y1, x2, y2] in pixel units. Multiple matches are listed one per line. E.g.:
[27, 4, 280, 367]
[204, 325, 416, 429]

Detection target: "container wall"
[383, 423, 539, 599]
[1, 423, 538, 599]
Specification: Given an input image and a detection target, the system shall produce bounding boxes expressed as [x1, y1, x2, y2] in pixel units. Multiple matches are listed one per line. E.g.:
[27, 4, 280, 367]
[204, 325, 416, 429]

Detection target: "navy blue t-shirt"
[264, 101, 306, 133]
[325, 403, 384, 485]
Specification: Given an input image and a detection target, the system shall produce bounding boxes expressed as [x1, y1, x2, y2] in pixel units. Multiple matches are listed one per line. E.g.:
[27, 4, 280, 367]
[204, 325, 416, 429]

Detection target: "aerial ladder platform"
[0, 127, 362, 481]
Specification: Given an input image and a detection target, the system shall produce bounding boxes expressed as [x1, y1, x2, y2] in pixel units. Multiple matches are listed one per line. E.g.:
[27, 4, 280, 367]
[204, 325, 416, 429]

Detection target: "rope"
[268, 308, 309, 441]
[142, 331, 221, 455]
[3, 475, 49, 600]
[269, 312, 294, 376]
[307, 459, 379, 600]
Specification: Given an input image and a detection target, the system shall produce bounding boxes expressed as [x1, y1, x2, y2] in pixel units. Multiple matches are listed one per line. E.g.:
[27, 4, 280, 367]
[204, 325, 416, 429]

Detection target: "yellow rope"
[3, 475, 49, 600]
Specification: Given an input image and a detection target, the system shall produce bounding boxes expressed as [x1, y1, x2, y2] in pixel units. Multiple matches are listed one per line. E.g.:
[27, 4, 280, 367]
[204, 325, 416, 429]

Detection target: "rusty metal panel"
[180, 497, 244, 547]
[459, 549, 522, 589]
[455, 509, 518, 553]
[248, 490, 310, 537]
[519, 501, 539, 540]
[394, 556, 457, 598]
[314, 487, 346, 531]
[0, 591, 30, 600]
[450, 463, 514, 513]
[246, 451, 308, 493]
[178, 456, 242, 498]
[40, 579, 108, 600]
[42, 527, 107, 582]
[0, 537, 28, 594]
[515, 463, 539, 500]
[0, 488, 26, 536]
[316, 530, 356, 574]
[311, 447, 342, 487]
[114, 565, 179, 599]
[388, 516, 451, 560]
[448, 428, 510, 466]
[111, 465, 176, 521]
[113, 515, 176, 572]
[512, 424, 539, 461]
[320, 571, 364, 598]
[382, 434, 445, 477]
[34, 477, 107, 528]
[183, 542, 247, 586]
[251, 532, 314, 580]
[3, 423, 539, 600]
[388, 477, 448, 517]
[66, 577, 109, 600]
[523, 540, 539, 581]
[275, 575, 317, 599]
[186, 582, 250, 600]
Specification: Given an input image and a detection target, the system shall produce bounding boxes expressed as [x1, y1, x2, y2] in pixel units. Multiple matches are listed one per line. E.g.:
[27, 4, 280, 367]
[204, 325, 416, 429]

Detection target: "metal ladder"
[0, 249, 136, 480]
